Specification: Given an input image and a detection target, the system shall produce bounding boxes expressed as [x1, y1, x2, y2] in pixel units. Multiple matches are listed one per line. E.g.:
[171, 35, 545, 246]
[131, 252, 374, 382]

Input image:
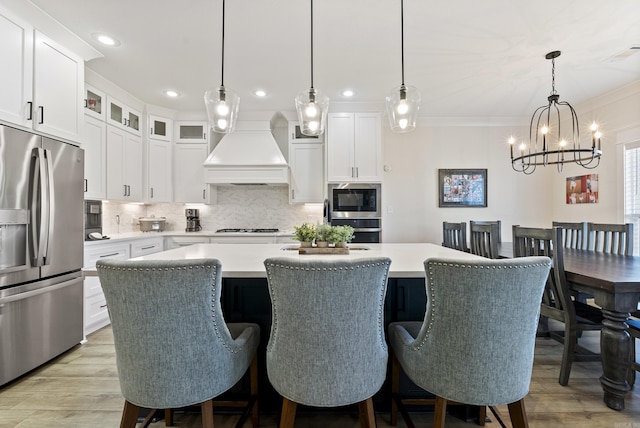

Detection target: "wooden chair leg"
[559, 324, 577, 386]
[250, 355, 259, 428]
[279, 398, 297, 428]
[478, 405, 487, 426]
[358, 397, 376, 428]
[390, 353, 400, 426]
[201, 399, 214, 428]
[507, 399, 529, 428]
[164, 409, 173, 426]
[140, 409, 158, 428]
[433, 396, 447, 428]
[120, 401, 140, 428]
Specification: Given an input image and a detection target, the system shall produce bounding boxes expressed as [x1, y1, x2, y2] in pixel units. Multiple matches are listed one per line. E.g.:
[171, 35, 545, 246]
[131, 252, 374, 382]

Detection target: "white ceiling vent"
[604, 46, 640, 63]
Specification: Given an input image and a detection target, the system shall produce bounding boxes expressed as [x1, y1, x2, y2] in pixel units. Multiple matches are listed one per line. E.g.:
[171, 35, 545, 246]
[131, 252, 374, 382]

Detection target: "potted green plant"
[293, 222, 317, 247]
[329, 225, 355, 247]
[315, 223, 332, 248]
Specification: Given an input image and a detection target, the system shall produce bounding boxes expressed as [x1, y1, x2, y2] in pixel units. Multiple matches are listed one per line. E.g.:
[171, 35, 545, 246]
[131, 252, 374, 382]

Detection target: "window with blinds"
[624, 142, 640, 255]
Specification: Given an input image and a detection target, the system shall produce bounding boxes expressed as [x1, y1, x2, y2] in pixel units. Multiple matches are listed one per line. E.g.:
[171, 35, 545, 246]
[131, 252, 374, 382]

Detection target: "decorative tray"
[298, 246, 350, 255]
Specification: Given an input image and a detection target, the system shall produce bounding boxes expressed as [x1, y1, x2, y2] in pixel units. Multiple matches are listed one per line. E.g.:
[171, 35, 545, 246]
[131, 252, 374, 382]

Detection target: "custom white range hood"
[203, 120, 289, 185]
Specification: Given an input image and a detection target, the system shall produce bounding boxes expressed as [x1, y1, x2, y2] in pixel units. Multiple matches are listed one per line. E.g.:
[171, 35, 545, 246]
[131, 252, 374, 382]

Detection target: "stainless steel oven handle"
[353, 228, 382, 232]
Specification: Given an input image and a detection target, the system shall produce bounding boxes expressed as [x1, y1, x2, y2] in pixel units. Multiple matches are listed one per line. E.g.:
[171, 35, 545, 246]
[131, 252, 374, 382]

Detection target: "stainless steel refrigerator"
[0, 124, 84, 386]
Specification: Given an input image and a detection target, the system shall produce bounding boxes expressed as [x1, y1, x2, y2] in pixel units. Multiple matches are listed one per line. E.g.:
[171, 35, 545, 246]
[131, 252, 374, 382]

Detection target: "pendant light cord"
[400, 0, 405, 86]
[220, 0, 226, 87]
[310, 0, 314, 90]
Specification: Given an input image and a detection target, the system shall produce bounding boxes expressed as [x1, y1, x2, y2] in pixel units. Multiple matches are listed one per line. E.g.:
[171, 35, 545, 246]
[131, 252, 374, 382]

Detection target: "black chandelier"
[509, 51, 602, 174]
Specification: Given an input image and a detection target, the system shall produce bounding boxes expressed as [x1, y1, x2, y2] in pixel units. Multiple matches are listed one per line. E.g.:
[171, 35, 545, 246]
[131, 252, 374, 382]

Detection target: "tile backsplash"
[101, 186, 323, 234]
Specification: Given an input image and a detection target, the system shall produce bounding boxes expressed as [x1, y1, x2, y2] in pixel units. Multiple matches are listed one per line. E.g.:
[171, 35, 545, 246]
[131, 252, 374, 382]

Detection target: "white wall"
[551, 81, 640, 224]
[380, 124, 554, 243]
[380, 80, 640, 244]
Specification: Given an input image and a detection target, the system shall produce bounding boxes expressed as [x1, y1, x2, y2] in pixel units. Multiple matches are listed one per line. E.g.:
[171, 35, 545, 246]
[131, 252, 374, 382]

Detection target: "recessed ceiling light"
[254, 89, 268, 97]
[92, 32, 121, 47]
[164, 90, 180, 98]
[341, 89, 356, 97]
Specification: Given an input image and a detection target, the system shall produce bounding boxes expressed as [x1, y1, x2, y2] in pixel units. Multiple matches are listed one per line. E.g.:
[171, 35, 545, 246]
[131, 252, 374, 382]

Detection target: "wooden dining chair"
[469, 221, 500, 259]
[627, 318, 640, 388]
[442, 221, 468, 252]
[512, 225, 603, 386]
[552, 221, 586, 250]
[586, 222, 633, 255]
[553, 221, 589, 302]
[469, 220, 501, 243]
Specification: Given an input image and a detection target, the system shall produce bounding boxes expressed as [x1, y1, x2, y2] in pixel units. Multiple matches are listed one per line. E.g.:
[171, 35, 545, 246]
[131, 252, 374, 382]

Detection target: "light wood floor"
[1, 327, 640, 427]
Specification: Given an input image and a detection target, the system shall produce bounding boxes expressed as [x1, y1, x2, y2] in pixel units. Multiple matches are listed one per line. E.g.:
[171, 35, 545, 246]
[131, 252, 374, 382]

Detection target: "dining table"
[499, 242, 640, 410]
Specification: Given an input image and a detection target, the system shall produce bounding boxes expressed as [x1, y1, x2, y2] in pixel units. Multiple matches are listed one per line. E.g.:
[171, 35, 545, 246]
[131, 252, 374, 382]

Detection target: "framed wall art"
[566, 173, 598, 204]
[438, 169, 487, 207]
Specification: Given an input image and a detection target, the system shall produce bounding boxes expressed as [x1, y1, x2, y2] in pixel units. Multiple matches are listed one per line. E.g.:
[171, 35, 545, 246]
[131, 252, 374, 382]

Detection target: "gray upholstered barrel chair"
[263, 257, 391, 428]
[388, 256, 551, 428]
[96, 258, 260, 428]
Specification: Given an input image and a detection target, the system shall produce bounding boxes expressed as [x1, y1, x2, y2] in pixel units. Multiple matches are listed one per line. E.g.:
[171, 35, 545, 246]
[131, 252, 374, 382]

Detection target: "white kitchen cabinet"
[131, 237, 164, 257]
[106, 96, 141, 136]
[327, 113, 382, 183]
[289, 120, 323, 143]
[0, 7, 33, 127]
[83, 241, 130, 337]
[106, 125, 142, 201]
[164, 236, 210, 250]
[84, 84, 106, 121]
[149, 114, 172, 141]
[289, 143, 325, 203]
[173, 143, 211, 203]
[147, 139, 172, 202]
[176, 121, 208, 143]
[0, 8, 83, 142]
[82, 116, 107, 199]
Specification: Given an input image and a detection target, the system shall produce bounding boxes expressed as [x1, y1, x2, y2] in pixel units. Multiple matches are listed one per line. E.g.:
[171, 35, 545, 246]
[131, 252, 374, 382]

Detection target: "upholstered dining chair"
[512, 225, 603, 386]
[96, 258, 260, 428]
[388, 256, 551, 428]
[263, 257, 391, 428]
[469, 221, 500, 259]
[586, 222, 633, 255]
[442, 221, 468, 252]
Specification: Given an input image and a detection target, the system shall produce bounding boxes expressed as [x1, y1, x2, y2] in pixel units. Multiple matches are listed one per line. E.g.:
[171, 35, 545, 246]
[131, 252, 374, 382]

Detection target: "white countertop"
[131, 243, 481, 278]
[84, 230, 295, 246]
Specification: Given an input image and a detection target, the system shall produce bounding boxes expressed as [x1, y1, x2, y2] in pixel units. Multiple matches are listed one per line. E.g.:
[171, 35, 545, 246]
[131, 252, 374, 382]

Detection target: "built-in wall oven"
[325, 183, 382, 243]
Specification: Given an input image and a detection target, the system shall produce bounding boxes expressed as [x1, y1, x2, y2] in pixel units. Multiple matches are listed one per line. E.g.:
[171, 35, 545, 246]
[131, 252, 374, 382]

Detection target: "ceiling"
[29, 0, 640, 123]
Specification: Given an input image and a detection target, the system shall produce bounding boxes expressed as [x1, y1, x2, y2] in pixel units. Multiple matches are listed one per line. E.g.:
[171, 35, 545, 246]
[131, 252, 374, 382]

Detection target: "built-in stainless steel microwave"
[327, 183, 381, 219]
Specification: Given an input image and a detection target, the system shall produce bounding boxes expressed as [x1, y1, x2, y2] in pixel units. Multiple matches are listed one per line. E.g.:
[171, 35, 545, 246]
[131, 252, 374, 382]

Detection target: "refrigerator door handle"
[28, 148, 53, 267]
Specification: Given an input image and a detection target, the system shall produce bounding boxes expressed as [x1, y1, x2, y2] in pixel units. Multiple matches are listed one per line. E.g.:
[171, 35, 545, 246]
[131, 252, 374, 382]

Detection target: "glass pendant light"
[204, 0, 239, 134]
[295, 0, 329, 136]
[385, 0, 420, 133]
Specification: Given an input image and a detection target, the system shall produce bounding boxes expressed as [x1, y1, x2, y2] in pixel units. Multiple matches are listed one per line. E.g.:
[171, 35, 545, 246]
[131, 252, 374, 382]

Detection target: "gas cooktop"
[215, 228, 280, 233]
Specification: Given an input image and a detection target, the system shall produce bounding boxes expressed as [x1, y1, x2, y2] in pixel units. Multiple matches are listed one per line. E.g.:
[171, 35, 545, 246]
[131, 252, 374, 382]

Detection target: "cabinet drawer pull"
[141, 245, 155, 250]
[203, 189, 206, 199]
[27, 101, 33, 120]
[38, 106, 44, 124]
[100, 252, 121, 258]
[99, 304, 108, 308]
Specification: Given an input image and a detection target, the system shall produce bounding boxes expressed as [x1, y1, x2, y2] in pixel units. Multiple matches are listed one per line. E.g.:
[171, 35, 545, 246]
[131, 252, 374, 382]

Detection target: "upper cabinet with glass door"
[289, 121, 323, 143]
[175, 121, 209, 144]
[149, 115, 172, 141]
[106, 96, 141, 135]
[84, 84, 106, 121]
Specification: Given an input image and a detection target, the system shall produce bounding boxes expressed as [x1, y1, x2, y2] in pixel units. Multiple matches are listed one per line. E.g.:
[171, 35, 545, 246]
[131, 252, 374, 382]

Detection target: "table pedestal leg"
[599, 309, 631, 410]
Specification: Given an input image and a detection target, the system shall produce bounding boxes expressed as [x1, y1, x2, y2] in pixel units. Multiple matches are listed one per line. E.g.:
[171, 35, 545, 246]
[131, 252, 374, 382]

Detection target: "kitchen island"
[131, 242, 480, 276]
[131, 243, 485, 417]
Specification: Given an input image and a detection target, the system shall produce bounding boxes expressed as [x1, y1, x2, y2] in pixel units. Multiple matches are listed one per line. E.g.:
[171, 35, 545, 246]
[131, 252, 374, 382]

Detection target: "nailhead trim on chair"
[264, 260, 391, 351]
[413, 260, 551, 351]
